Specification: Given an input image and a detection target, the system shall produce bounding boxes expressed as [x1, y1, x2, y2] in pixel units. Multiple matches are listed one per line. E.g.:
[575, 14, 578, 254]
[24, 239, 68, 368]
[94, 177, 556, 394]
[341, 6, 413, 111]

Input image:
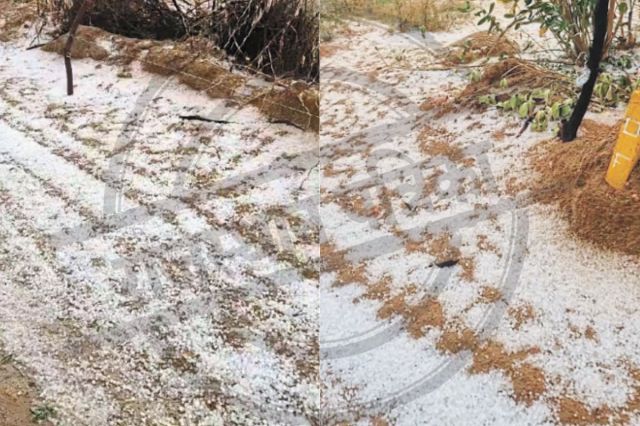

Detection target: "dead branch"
[64, 0, 95, 95]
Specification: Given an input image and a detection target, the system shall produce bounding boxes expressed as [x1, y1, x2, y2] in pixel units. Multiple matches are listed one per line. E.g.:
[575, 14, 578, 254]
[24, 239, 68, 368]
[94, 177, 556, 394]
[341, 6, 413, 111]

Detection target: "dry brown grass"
[529, 119, 640, 257]
[459, 58, 570, 106]
[327, 0, 465, 32]
[442, 31, 520, 65]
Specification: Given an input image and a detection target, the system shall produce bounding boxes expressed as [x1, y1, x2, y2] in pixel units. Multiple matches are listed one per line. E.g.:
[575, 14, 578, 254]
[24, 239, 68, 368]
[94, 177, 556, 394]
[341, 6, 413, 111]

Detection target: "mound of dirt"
[42, 25, 110, 61]
[143, 46, 245, 98]
[530, 120, 640, 256]
[39, 24, 318, 132]
[0, 0, 37, 42]
[252, 83, 320, 132]
[443, 31, 519, 65]
[459, 58, 570, 105]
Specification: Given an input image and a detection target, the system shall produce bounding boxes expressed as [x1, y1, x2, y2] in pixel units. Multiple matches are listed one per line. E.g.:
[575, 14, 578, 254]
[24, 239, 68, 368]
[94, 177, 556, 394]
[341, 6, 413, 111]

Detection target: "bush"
[46, 0, 319, 81]
[477, 0, 637, 62]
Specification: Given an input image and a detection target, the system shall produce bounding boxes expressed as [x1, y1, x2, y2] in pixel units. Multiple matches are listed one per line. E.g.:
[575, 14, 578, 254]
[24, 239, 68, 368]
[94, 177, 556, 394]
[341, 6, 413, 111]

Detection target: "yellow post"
[606, 89, 640, 189]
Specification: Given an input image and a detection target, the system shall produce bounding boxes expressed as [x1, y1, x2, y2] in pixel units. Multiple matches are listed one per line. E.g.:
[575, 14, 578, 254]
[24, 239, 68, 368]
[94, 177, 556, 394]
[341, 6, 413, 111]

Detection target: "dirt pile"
[0, 0, 37, 42]
[143, 46, 245, 98]
[252, 83, 320, 132]
[39, 25, 318, 132]
[443, 31, 519, 65]
[530, 120, 640, 256]
[0, 353, 48, 425]
[42, 25, 110, 61]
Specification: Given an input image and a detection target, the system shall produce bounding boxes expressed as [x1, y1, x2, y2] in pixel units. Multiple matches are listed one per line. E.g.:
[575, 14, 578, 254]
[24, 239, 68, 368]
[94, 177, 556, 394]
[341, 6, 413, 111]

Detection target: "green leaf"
[550, 102, 560, 120]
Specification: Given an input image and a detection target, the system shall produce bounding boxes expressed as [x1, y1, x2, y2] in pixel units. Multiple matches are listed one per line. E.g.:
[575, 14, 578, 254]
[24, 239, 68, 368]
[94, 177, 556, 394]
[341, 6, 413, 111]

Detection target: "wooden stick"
[64, 0, 95, 96]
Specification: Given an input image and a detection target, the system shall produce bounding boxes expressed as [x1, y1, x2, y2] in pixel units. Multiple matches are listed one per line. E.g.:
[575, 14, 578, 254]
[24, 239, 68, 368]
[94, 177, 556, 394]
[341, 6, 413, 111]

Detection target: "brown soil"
[0, 0, 37, 42]
[508, 304, 535, 330]
[479, 286, 502, 303]
[426, 233, 461, 264]
[436, 327, 477, 354]
[418, 125, 465, 164]
[0, 354, 45, 425]
[470, 340, 545, 405]
[42, 25, 110, 61]
[252, 83, 320, 132]
[321, 243, 368, 286]
[443, 31, 519, 65]
[556, 397, 613, 425]
[529, 119, 640, 256]
[320, 44, 341, 58]
[405, 297, 445, 338]
[510, 363, 547, 405]
[40, 25, 318, 133]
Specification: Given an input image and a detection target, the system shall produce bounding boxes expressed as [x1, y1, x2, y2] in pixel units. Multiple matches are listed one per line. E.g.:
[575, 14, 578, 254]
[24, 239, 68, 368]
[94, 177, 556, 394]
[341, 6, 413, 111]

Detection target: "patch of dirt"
[459, 257, 476, 282]
[320, 44, 341, 58]
[405, 297, 445, 338]
[470, 340, 545, 405]
[42, 25, 110, 61]
[321, 243, 368, 286]
[556, 397, 612, 425]
[508, 304, 535, 330]
[419, 95, 458, 118]
[0, 354, 45, 426]
[0, 0, 37, 42]
[40, 25, 318, 132]
[418, 125, 465, 164]
[479, 286, 502, 303]
[529, 119, 640, 256]
[510, 363, 547, 405]
[442, 31, 519, 65]
[436, 326, 477, 354]
[252, 83, 320, 132]
[426, 233, 461, 264]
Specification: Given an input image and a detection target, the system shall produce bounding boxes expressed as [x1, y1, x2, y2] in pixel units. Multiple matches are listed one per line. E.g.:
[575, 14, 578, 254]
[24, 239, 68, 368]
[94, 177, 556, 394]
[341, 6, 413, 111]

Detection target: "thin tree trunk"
[64, 0, 95, 96]
[560, 0, 610, 142]
[604, 0, 617, 53]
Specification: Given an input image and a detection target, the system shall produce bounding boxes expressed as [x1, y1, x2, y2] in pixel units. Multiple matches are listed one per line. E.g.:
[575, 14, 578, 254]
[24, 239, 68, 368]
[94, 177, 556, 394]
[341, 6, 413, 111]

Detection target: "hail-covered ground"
[0, 15, 319, 426]
[320, 17, 640, 426]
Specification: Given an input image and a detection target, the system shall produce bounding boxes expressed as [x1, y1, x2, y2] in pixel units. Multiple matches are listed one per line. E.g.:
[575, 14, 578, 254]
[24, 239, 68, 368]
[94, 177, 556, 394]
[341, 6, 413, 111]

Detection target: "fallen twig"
[179, 115, 234, 124]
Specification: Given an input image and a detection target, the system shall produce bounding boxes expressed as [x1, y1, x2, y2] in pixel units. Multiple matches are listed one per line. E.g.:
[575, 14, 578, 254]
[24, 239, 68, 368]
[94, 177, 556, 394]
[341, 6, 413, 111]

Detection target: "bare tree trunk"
[604, 0, 618, 54]
[560, 0, 609, 142]
[64, 0, 95, 96]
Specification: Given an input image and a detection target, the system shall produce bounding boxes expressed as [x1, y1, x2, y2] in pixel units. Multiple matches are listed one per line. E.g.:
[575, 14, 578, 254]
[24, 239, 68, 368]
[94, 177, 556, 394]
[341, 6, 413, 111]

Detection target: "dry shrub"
[55, 0, 185, 40]
[211, 0, 319, 81]
[49, 0, 319, 82]
[252, 83, 320, 132]
[41, 24, 110, 60]
[442, 31, 520, 65]
[459, 58, 570, 105]
[530, 120, 640, 256]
